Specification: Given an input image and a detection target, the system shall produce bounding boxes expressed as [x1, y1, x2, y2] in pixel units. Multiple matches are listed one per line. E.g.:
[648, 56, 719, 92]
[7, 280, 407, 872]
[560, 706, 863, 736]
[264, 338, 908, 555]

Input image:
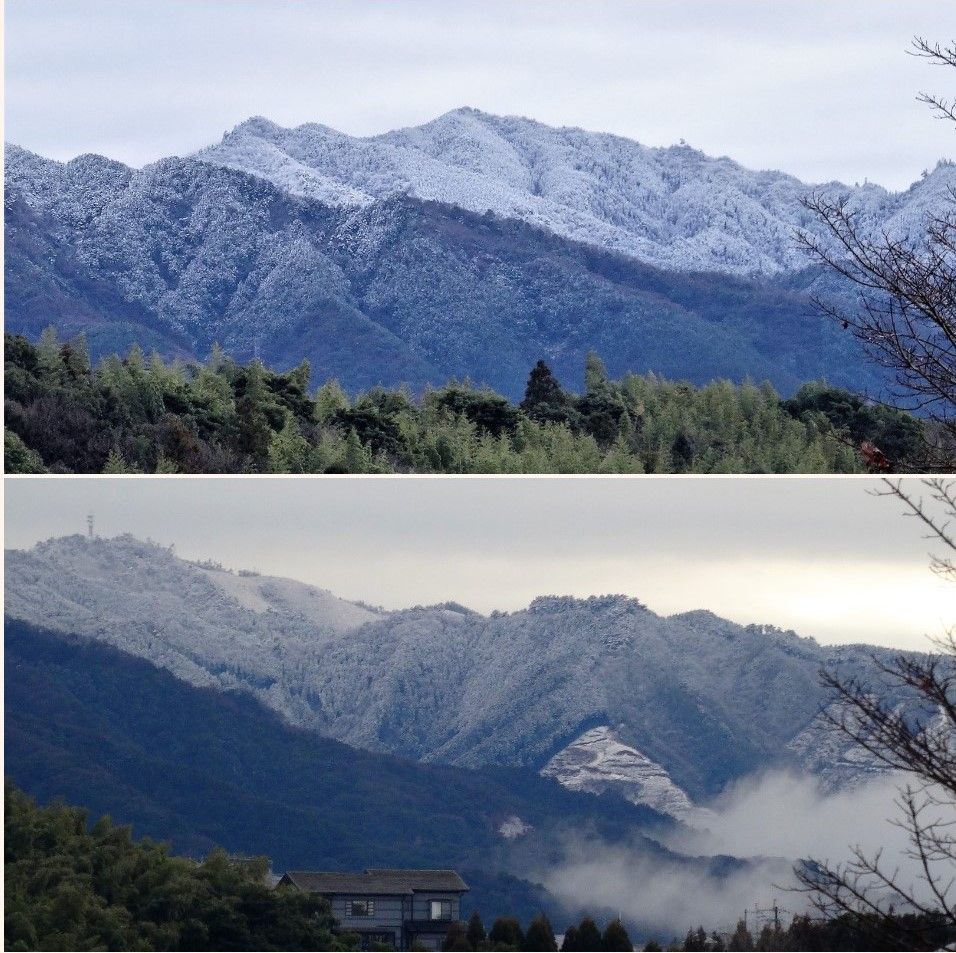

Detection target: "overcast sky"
[5, 0, 955, 189]
[4, 476, 952, 650]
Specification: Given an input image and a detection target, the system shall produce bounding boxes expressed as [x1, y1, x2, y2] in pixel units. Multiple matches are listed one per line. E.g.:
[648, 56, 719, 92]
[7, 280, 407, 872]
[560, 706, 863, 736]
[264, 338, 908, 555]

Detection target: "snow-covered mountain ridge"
[5, 534, 913, 807]
[196, 108, 954, 277]
[3, 139, 892, 397]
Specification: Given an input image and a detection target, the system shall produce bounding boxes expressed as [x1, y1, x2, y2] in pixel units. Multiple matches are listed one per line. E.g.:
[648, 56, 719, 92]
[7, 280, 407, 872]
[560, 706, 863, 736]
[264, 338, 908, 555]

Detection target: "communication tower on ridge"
[87, 513, 95, 539]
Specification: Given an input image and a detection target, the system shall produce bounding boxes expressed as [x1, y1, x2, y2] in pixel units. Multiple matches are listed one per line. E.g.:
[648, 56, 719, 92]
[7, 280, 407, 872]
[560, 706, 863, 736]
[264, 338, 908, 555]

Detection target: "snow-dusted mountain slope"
[4, 140, 887, 398]
[785, 704, 889, 795]
[197, 108, 954, 277]
[6, 111, 949, 396]
[5, 534, 917, 801]
[4, 534, 383, 723]
[542, 725, 697, 819]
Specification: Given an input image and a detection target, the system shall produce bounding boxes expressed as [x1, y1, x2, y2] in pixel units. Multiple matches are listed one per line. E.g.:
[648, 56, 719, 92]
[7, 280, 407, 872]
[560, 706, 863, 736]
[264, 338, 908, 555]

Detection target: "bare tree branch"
[797, 36, 956, 470]
[795, 479, 956, 949]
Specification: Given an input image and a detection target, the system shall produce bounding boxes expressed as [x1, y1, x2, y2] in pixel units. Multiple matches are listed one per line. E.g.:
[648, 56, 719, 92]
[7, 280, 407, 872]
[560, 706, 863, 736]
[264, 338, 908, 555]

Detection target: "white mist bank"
[539, 770, 923, 937]
[669, 770, 910, 861]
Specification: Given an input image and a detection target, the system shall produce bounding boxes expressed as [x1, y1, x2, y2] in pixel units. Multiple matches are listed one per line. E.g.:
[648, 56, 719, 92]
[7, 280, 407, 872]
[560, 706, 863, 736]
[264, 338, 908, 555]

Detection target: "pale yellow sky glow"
[4, 477, 953, 652]
[287, 552, 949, 650]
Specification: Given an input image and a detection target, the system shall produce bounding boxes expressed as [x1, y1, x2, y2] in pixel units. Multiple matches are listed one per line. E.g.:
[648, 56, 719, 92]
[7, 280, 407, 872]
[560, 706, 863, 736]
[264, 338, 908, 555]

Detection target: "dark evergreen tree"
[236, 359, 274, 465]
[467, 910, 487, 947]
[433, 387, 520, 437]
[520, 360, 574, 424]
[671, 429, 695, 471]
[560, 924, 579, 950]
[489, 916, 525, 949]
[683, 926, 707, 951]
[783, 382, 926, 467]
[727, 919, 753, 951]
[523, 913, 557, 951]
[575, 916, 603, 950]
[602, 917, 632, 951]
[754, 924, 781, 951]
[288, 358, 312, 395]
[443, 920, 471, 951]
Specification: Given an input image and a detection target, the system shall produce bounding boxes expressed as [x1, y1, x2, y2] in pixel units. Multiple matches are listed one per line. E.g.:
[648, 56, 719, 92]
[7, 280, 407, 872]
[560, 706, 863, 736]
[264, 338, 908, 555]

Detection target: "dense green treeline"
[4, 330, 930, 474]
[4, 782, 352, 952]
[442, 911, 631, 951]
[667, 912, 954, 952]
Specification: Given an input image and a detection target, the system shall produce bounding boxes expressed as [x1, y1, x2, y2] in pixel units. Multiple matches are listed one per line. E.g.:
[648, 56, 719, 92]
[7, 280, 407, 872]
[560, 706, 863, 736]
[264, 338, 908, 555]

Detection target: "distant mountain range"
[6, 618, 685, 926]
[6, 110, 950, 397]
[5, 534, 899, 814]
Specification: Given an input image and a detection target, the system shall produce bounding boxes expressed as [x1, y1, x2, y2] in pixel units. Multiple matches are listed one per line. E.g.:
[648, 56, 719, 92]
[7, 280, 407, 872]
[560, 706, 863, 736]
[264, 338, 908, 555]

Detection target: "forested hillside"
[4, 783, 346, 951]
[5, 619, 683, 928]
[5, 332, 929, 474]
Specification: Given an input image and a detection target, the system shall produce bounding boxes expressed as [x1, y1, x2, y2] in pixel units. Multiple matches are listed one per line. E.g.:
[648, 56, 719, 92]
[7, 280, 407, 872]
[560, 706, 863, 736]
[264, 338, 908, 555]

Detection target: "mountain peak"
[32, 530, 169, 551]
[433, 105, 496, 121]
[191, 106, 935, 280]
[227, 115, 285, 139]
[526, 594, 648, 615]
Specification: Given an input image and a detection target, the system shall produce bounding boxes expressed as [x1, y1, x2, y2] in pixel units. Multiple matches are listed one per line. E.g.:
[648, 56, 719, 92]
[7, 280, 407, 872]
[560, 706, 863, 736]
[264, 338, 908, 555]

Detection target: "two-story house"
[277, 868, 469, 951]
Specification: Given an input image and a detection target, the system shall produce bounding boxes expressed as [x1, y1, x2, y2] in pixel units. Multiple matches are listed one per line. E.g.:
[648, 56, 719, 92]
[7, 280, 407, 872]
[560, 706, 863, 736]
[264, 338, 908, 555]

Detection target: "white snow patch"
[498, 815, 533, 839]
[200, 569, 272, 612]
[542, 725, 698, 820]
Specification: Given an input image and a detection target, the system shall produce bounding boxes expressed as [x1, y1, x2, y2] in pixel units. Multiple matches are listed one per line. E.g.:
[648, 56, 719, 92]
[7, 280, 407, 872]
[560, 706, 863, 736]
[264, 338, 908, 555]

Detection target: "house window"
[430, 899, 452, 921]
[347, 899, 375, 917]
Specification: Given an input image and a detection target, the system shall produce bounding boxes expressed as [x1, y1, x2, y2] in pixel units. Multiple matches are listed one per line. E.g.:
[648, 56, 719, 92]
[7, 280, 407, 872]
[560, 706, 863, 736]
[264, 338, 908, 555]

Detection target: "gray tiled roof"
[282, 868, 468, 895]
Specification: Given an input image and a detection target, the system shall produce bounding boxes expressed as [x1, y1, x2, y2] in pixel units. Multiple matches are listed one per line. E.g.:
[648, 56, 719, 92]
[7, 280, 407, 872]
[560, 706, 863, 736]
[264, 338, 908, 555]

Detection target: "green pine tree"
[268, 417, 315, 473]
[575, 917, 602, 951]
[489, 917, 524, 949]
[584, 350, 611, 396]
[343, 429, 370, 473]
[466, 911, 486, 947]
[4, 430, 46, 474]
[315, 379, 350, 423]
[602, 918, 633, 951]
[520, 360, 572, 422]
[524, 914, 558, 951]
[36, 325, 62, 379]
[561, 925, 579, 951]
[102, 449, 138, 474]
[443, 920, 471, 951]
[727, 919, 753, 951]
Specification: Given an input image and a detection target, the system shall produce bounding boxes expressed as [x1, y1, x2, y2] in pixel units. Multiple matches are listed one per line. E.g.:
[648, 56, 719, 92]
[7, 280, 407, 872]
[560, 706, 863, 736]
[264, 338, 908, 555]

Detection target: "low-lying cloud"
[670, 770, 909, 862]
[541, 835, 794, 938]
[538, 770, 916, 939]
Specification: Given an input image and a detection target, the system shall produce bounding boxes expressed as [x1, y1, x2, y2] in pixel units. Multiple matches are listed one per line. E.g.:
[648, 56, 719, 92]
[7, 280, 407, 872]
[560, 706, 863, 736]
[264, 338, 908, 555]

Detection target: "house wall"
[410, 892, 462, 921]
[327, 894, 405, 947]
[310, 889, 466, 951]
